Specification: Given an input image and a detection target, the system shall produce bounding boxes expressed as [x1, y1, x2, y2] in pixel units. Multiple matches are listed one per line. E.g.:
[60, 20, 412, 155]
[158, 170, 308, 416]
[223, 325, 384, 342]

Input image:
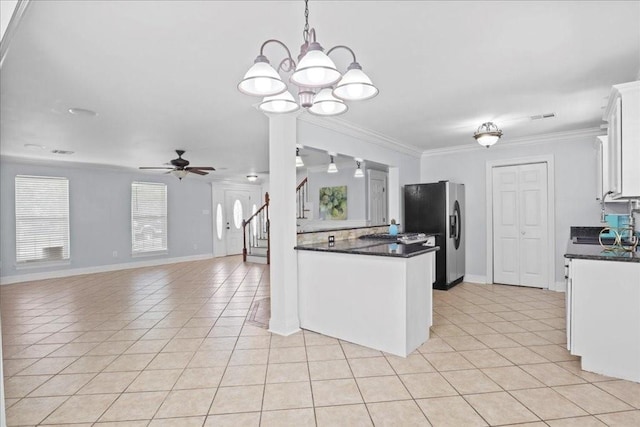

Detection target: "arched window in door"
[233, 199, 243, 229]
[215, 203, 223, 240]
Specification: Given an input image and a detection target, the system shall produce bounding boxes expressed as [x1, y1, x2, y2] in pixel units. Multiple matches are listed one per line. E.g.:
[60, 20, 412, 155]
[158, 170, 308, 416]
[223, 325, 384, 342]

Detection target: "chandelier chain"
[303, 0, 310, 43]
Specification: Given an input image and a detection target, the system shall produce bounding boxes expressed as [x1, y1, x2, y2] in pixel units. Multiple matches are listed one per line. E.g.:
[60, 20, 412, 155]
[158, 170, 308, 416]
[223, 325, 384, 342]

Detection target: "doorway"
[486, 156, 555, 289]
[368, 170, 388, 225]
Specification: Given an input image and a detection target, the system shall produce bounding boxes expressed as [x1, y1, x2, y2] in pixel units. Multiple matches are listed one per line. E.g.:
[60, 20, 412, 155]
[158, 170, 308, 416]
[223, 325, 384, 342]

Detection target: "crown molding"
[298, 113, 423, 158]
[421, 127, 604, 157]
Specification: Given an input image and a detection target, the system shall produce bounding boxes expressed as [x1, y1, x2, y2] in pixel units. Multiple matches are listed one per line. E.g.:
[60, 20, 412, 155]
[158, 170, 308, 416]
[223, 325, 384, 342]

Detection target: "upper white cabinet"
[602, 81, 640, 199]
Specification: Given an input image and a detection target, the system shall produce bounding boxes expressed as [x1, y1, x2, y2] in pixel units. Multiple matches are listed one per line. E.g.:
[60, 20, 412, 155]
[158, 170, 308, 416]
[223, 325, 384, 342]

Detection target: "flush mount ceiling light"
[246, 174, 258, 182]
[327, 153, 338, 173]
[238, 0, 378, 116]
[296, 147, 305, 167]
[354, 158, 364, 178]
[67, 107, 97, 117]
[473, 122, 503, 148]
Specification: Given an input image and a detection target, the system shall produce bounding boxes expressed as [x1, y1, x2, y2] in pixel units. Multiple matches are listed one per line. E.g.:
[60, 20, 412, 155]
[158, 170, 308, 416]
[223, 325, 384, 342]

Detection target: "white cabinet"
[602, 81, 640, 199]
[565, 257, 640, 382]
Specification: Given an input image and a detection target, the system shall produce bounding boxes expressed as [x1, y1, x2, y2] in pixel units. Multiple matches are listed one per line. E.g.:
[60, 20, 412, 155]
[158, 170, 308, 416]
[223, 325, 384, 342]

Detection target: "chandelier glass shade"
[260, 91, 300, 114]
[473, 122, 503, 148]
[308, 88, 348, 116]
[333, 63, 379, 101]
[238, 0, 378, 116]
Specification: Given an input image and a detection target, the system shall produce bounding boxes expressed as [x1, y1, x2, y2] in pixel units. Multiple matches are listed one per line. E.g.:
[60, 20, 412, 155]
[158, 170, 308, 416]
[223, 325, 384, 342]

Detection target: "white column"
[268, 114, 300, 335]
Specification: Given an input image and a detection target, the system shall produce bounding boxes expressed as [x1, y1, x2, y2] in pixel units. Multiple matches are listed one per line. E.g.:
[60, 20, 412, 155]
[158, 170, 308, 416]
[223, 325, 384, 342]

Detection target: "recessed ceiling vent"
[530, 112, 556, 121]
[51, 149, 74, 155]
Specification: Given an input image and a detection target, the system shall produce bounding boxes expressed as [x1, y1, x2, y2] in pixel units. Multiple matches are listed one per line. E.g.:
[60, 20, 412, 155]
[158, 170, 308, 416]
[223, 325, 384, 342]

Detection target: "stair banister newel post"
[242, 219, 248, 262]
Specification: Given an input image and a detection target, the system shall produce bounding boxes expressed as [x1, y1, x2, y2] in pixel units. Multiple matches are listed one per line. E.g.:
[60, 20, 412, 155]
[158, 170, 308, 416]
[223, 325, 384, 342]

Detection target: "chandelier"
[473, 122, 503, 148]
[238, 0, 378, 116]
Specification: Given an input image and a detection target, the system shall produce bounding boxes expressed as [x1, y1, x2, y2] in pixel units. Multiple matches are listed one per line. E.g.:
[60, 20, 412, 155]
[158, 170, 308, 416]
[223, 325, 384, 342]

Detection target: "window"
[216, 203, 223, 240]
[131, 182, 167, 254]
[233, 199, 243, 229]
[15, 175, 70, 264]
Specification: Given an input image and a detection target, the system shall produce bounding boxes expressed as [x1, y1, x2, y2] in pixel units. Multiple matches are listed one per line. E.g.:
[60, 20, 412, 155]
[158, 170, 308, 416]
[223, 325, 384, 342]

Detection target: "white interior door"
[493, 163, 548, 288]
[224, 190, 251, 255]
[368, 170, 388, 225]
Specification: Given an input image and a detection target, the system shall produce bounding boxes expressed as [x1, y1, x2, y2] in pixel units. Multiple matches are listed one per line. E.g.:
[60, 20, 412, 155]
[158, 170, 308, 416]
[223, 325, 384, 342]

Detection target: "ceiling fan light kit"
[238, 0, 378, 116]
[473, 122, 503, 148]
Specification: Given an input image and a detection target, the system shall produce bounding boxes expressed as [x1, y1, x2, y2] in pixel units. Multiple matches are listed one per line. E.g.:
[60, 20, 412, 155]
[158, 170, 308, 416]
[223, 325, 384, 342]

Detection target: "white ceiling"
[1, 1, 639, 181]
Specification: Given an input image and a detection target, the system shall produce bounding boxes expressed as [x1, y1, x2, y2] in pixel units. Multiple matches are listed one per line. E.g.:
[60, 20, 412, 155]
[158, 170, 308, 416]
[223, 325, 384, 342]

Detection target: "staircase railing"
[242, 192, 270, 264]
[297, 177, 309, 219]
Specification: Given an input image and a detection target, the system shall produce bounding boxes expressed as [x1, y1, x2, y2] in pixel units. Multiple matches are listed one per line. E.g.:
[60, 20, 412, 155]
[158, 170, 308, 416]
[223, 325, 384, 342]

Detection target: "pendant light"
[238, 0, 378, 116]
[354, 159, 364, 178]
[473, 122, 503, 148]
[327, 153, 338, 173]
[296, 147, 305, 167]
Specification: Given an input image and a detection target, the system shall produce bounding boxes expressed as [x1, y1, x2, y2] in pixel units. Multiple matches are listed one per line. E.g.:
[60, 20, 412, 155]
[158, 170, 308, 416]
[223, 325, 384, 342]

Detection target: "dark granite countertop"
[564, 240, 640, 263]
[295, 239, 439, 258]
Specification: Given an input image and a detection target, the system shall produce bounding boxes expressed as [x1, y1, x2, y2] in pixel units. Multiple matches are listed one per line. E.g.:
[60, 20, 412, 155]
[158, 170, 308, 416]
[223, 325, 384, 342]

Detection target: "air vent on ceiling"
[51, 149, 74, 155]
[530, 112, 556, 121]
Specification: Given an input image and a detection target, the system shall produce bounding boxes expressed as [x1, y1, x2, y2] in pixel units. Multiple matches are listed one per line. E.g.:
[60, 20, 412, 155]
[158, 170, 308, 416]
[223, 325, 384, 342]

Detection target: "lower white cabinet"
[565, 258, 640, 382]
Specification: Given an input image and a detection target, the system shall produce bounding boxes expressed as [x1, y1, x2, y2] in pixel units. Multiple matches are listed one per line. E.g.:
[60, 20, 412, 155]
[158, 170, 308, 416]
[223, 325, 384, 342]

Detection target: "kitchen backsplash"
[296, 225, 390, 245]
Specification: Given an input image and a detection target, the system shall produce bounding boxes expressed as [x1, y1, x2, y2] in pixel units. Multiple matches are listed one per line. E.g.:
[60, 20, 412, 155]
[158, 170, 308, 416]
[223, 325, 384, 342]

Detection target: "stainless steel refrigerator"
[404, 181, 465, 290]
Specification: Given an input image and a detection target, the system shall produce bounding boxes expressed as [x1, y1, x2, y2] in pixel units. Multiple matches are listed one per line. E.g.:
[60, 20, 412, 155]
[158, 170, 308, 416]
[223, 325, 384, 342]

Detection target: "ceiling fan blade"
[140, 167, 174, 170]
[186, 166, 215, 171]
[187, 169, 208, 176]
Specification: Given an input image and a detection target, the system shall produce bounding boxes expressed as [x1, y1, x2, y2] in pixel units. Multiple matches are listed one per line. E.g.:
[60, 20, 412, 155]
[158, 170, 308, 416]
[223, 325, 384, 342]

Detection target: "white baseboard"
[464, 274, 487, 284]
[553, 280, 567, 292]
[0, 253, 214, 285]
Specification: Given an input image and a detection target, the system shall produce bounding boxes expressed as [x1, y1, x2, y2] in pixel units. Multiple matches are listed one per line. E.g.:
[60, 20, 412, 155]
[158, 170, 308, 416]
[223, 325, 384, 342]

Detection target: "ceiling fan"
[139, 150, 215, 180]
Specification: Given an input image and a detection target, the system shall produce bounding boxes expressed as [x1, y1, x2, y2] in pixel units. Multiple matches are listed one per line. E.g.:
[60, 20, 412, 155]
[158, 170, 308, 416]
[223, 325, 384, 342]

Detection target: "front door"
[492, 162, 548, 288]
[224, 190, 251, 255]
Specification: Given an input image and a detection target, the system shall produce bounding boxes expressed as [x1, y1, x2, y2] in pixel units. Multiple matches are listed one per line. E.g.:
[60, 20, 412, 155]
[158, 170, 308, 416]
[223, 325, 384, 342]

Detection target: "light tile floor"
[2, 256, 640, 426]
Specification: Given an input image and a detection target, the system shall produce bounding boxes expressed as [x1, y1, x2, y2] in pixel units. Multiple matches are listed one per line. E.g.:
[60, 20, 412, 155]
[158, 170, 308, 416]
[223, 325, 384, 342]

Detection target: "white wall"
[421, 132, 604, 286]
[307, 165, 366, 221]
[0, 157, 214, 283]
[298, 119, 422, 223]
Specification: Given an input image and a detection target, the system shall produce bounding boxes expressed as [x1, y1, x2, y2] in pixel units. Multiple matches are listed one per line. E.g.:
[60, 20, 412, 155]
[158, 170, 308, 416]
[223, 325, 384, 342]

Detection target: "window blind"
[15, 175, 70, 264]
[131, 182, 167, 254]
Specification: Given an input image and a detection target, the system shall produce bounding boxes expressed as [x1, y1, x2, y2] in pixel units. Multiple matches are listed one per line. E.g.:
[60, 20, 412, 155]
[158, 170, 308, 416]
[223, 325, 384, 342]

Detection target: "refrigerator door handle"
[449, 214, 456, 238]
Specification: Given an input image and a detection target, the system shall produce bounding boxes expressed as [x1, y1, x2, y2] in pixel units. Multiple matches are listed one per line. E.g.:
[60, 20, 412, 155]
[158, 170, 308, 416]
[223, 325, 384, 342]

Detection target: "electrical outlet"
[112, 250, 118, 258]
[328, 235, 335, 247]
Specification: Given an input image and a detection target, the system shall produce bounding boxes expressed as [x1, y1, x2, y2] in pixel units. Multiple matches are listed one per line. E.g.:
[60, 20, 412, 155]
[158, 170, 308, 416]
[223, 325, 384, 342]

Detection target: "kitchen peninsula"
[295, 238, 438, 357]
